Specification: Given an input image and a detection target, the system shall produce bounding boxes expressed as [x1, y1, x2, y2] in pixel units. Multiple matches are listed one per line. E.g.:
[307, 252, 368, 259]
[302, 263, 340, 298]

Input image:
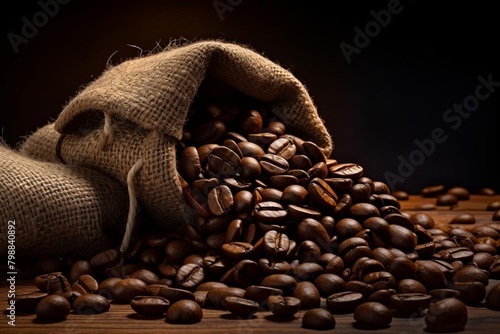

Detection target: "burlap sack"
[0, 144, 129, 258]
[19, 39, 334, 232]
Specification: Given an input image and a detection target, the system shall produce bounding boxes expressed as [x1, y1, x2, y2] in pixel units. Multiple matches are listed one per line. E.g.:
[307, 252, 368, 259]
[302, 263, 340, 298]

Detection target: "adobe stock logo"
[339, 0, 412, 64]
[383, 73, 499, 191]
[7, 0, 70, 54]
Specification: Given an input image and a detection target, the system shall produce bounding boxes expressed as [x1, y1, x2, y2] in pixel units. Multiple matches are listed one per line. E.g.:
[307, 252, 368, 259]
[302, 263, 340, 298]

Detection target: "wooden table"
[2, 194, 500, 334]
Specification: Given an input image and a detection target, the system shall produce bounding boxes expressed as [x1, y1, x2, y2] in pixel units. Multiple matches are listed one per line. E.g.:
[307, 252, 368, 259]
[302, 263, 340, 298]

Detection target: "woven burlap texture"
[21, 39, 334, 230]
[0, 144, 129, 258]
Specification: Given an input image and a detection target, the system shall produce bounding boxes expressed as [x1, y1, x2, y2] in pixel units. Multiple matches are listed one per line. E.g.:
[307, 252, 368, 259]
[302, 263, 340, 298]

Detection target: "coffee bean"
[437, 194, 458, 206]
[452, 281, 486, 305]
[181, 146, 202, 180]
[353, 302, 392, 329]
[35, 295, 71, 321]
[221, 242, 254, 261]
[267, 295, 301, 318]
[176, 263, 205, 290]
[245, 285, 283, 304]
[222, 296, 259, 318]
[446, 186, 470, 200]
[253, 201, 287, 223]
[35, 256, 65, 276]
[148, 285, 195, 302]
[450, 213, 476, 224]
[493, 209, 500, 221]
[409, 212, 435, 229]
[112, 278, 148, 303]
[165, 299, 203, 324]
[261, 274, 297, 293]
[267, 137, 296, 160]
[308, 177, 338, 209]
[259, 154, 289, 175]
[292, 281, 320, 309]
[425, 298, 467, 332]
[486, 201, 500, 211]
[207, 185, 234, 216]
[130, 296, 170, 316]
[392, 190, 409, 200]
[328, 163, 363, 179]
[46, 274, 72, 295]
[485, 282, 500, 311]
[300, 141, 326, 164]
[68, 260, 93, 284]
[421, 184, 445, 197]
[206, 287, 246, 308]
[73, 294, 110, 315]
[367, 289, 396, 307]
[72, 274, 98, 294]
[208, 146, 240, 177]
[263, 230, 290, 258]
[282, 184, 308, 205]
[326, 291, 363, 313]
[390, 293, 432, 316]
[302, 308, 336, 330]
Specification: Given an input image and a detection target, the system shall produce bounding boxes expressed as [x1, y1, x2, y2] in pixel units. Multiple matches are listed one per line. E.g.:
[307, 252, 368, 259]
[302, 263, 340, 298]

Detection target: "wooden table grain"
[2, 194, 500, 334]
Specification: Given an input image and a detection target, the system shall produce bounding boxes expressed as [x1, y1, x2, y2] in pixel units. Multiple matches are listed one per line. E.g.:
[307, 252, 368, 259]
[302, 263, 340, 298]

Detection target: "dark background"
[2, 0, 499, 194]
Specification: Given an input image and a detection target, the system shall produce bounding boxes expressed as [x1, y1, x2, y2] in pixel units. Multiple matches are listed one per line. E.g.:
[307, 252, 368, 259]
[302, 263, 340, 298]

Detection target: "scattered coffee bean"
[425, 298, 467, 332]
[353, 302, 392, 329]
[35, 295, 71, 321]
[302, 308, 336, 330]
[165, 300, 203, 324]
[130, 296, 170, 316]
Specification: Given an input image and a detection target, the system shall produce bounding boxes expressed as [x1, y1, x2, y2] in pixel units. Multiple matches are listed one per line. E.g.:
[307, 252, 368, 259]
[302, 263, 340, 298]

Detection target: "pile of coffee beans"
[13, 100, 500, 332]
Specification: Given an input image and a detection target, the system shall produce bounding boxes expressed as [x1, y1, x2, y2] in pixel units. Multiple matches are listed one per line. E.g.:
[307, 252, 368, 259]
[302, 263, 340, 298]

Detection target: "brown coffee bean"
[362, 271, 396, 291]
[46, 274, 72, 295]
[328, 163, 363, 179]
[428, 289, 461, 302]
[180, 146, 202, 180]
[207, 185, 234, 216]
[349, 203, 380, 221]
[493, 209, 500, 221]
[485, 283, 500, 310]
[206, 287, 246, 308]
[259, 154, 289, 175]
[282, 184, 308, 205]
[446, 186, 470, 200]
[222, 296, 259, 318]
[287, 204, 322, 221]
[130, 296, 170, 316]
[261, 274, 297, 293]
[175, 263, 205, 290]
[308, 177, 338, 209]
[73, 294, 110, 315]
[326, 291, 364, 313]
[300, 141, 327, 164]
[258, 258, 292, 275]
[245, 285, 283, 303]
[421, 184, 445, 197]
[302, 308, 336, 330]
[263, 230, 290, 258]
[165, 299, 203, 324]
[397, 278, 427, 294]
[112, 278, 148, 303]
[148, 285, 195, 303]
[425, 298, 467, 332]
[390, 293, 432, 316]
[35, 295, 71, 321]
[72, 274, 98, 294]
[409, 212, 435, 229]
[253, 201, 287, 223]
[367, 289, 397, 307]
[68, 260, 93, 284]
[267, 137, 296, 160]
[353, 302, 392, 329]
[452, 281, 486, 305]
[437, 194, 458, 206]
[450, 213, 476, 224]
[238, 141, 265, 158]
[313, 273, 345, 297]
[268, 295, 301, 318]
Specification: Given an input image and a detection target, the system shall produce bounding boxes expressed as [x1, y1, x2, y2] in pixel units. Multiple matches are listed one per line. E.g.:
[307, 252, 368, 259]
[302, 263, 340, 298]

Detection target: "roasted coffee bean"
[446, 186, 470, 200]
[263, 230, 290, 258]
[72, 274, 98, 294]
[409, 212, 435, 229]
[434, 246, 474, 263]
[267, 137, 296, 160]
[308, 177, 338, 209]
[367, 289, 396, 307]
[90, 249, 124, 277]
[297, 218, 330, 245]
[351, 183, 372, 204]
[452, 281, 486, 305]
[452, 265, 490, 286]
[428, 288, 461, 302]
[176, 263, 205, 290]
[437, 194, 458, 206]
[238, 109, 263, 134]
[421, 184, 445, 197]
[233, 259, 262, 287]
[302, 308, 336, 330]
[148, 285, 195, 302]
[397, 278, 427, 294]
[165, 239, 195, 264]
[390, 293, 432, 316]
[416, 261, 447, 290]
[130, 296, 170, 316]
[335, 218, 363, 240]
[292, 262, 324, 282]
[308, 161, 328, 180]
[35, 256, 65, 276]
[450, 213, 475, 224]
[206, 287, 246, 308]
[287, 204, 322, 221]
[258, 258, 293, 275]
[392, 190, 409, 200]
[299, 141, 326, 164]
[238, 141, 265, 158]
[266, 121, 286, 136]
[46, 274, 72, 295]
[425, 298, 467, 332]
[282, 184, 308, 205]
[35, 295, 71, 321]
[208, 146, 240, 177]
[12, 291, 48, 313]
[473, 252, 495, 270]
[388, 224, 418, 251]
[314, 273, 345, 297]
[73, 294, 110, 315]
[353, 302, 392, 329]
[261, 274, 297, 293]
[68, 260, 93, 284]
[112, 278, 148, 303]
[487, 201, 500, 211]
[267, 295, 301, 318]
[362, 271, 396, 291]
[221, 242, 253, 261]
[180, 146, 202, 180]
[245, 285, 283, 303]
[324, 177, 353, 194]
[349, 203, 380, 221]
[493, 209, 500, 221]
[96, 277, 121, 299]
[258, 148, 289, 170]
[270, 174, 298, 190]
[328, 163, 363, 179]
[260, 188, 283, 203]
[326, 291, 364, 313]
[388, 256, 418, 280]
[165, 299, 203, 324]
[222, 296, 259, 318]
[485, 282, 500, 310]
[253, 201, 287, 223]
[207, 185, 234, 216]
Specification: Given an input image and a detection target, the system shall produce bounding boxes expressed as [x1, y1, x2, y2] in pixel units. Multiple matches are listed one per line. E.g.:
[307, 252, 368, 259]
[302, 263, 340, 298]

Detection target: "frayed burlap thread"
[0, 144, 129, 258]
[20, 39, 334, 231]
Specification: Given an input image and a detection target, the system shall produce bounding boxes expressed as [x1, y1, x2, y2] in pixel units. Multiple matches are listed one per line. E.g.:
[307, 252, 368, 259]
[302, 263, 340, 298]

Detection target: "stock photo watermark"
[383, 73, 499, 191]
[339, 0, 413, 64]
[7, 0, 70, 54]
[213, 0, 243, 21]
